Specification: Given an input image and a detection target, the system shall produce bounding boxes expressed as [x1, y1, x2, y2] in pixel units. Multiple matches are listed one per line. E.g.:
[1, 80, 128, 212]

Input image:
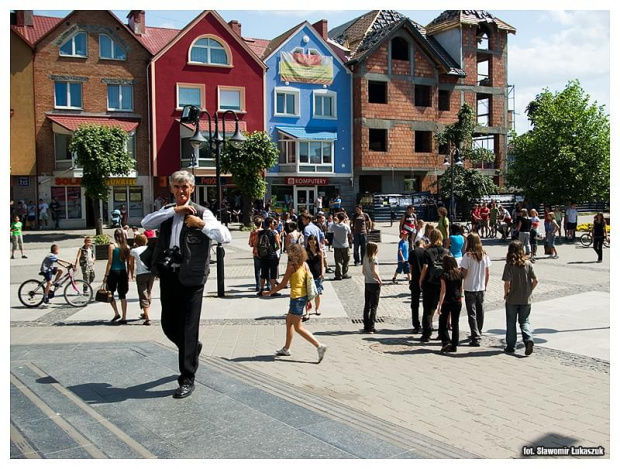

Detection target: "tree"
[434, 104, 497, 219]
[506, 80, 610, 205]
[220, 131, 279, 227]
[69, 124, 134, 234]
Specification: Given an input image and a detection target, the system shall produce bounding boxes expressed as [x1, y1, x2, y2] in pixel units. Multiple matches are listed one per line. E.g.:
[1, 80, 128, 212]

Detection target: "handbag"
[305, 266, 319, 302]
[95, 282, 114, 303]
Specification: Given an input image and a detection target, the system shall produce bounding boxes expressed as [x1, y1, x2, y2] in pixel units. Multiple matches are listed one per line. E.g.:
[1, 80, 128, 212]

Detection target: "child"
[437, 255, 464, 353]
[11, 215, 27, 259]
[362, 241, 383, 333]
[392, 230, 411, 283]
[129, 234, 154, 325]
[74, 236, 96, 286]
[40, 244, 73, 305]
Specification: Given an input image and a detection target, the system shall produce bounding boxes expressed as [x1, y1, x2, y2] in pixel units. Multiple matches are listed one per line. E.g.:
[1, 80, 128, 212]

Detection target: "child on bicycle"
[40, 244, 74, 304]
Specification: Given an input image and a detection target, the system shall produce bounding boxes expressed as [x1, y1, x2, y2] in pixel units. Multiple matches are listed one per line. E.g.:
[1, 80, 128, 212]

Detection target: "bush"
[93, 234, 111, 245]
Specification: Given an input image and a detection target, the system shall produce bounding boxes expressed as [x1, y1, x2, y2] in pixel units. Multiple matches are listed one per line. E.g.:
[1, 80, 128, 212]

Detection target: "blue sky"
[32, 5, 612, 136]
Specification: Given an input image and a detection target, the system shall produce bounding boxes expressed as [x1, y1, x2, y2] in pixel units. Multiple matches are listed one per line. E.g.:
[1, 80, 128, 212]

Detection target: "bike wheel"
[580, 233, 593, 247]
[64, 279, 93, 307]
[18, 279, 45, 308]
[604, 238, 610, 248]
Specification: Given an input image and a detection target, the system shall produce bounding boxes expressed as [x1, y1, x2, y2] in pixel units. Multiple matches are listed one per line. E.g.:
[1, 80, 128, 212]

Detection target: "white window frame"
[176, 83, 205, 110]
[217, 86, 246, 112]
[53, 132, 76, 170]
[274, 87, 300, 117]
[188, 35, 232, 67]
[54, 81, 83, 110]
[107, 84, 133, 111]
[99, 34, 127, 60]
[313, 90, 337, 119]
[59, 32, 87, 58]
[276, 131, 334, 173]
[298, 140, 334, 173]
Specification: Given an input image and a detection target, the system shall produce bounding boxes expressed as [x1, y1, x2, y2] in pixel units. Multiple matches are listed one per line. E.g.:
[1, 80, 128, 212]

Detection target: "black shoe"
[342, 274, 351, 279]
[302, 315, 310, 322]
[334, 277, 342, 281]
[419, 336, 430, 343]
[271, 292, 282, 297]
[441, 343, 452, 353]
[411, 327, 421, 334]
[449, 346, 457, 353]
[525, 340, 534, 356]
[256, 290, 263, 297]
[173, 383, 195, 399]
[469, 340, 481, 347]
[504, 347, 515, 354]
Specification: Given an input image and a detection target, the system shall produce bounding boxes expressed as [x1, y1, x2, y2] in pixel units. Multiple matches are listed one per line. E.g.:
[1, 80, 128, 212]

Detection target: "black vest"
[151, 203, 212, 286]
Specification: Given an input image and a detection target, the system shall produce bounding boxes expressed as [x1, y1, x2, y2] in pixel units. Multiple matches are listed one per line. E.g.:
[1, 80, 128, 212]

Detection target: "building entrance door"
[295, 187, 315, 215]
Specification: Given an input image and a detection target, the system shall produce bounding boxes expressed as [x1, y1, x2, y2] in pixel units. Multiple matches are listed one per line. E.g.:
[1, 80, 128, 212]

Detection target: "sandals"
[143, 320, 151, 326]
[118, 319, 128, 325]
[302, 315, 310, 322]
[315, 310, 321, 316]
[111, 315, 120, 322]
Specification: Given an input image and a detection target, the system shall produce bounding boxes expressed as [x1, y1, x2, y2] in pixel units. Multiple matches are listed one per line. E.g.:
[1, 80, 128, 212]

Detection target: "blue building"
[262, 20, 352, 215]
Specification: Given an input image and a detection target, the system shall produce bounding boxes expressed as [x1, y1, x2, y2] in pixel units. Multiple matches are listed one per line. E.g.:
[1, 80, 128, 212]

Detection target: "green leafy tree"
[434, 103, 497, 218]
[220, 131, 279, 226]
[69, 124, 134, 234]
[506, 80, 610, 205]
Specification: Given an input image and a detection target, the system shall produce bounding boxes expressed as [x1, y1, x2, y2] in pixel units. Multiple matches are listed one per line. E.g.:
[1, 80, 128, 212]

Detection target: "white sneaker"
[317, 345, 327, 363]
[275, 347, 290, 356]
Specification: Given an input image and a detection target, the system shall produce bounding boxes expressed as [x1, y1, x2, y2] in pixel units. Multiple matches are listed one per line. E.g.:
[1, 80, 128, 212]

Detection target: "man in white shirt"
[142, 170, 231, 399]
[38, 198, 49, 230]
[565, 202, 579, 241]
[330, 212, 353, 280]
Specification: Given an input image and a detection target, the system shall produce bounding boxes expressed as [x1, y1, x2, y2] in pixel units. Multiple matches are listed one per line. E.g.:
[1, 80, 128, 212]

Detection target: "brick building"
[22, 10, 153, 228]
[329, 10, 515, 198]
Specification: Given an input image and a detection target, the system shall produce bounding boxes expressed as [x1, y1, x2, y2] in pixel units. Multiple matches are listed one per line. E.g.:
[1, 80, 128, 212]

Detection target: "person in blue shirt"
[40, 244, 74, 305]
[446, 224, 467, 267]
[392, 230, 411, 283]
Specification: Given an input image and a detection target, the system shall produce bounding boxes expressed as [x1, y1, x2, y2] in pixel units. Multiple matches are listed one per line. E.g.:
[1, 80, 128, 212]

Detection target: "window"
[299, 141, 333, 172]
[126, 132, 136, 167]
[54, 82, 82, 109]
[189, 37, 229, 65]
[59, 32, 87, 57]
[477, 95, 491, 126]
[218, 87, 245, 111]
[275, 88, 299, 116]
[476, 25, 491, 50]
[439, 90, 451, 111]
[369, 129, 387, 152]
[181, 136, 216, 169]
[107, 85, 133, 111]
[415, 131, 432, 153]
[177, 84, 204, 109]
[391, 37, 409, 61]
[113, 186, 143, 219]
[99, 34, 127, 60]
[51, 186, 82, 219]
[414, 85, 432, 107]
[368, 81, 387, 104]
[278, 134, 297, 166]
[313, 90, 336, 118]
[478, 59, 490, 86]
[472, 135, 496, 169]
[54, 133, 74, 170]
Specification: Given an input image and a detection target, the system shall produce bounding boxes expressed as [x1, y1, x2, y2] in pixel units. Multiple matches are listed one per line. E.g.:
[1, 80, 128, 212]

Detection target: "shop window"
[113, 186, 144, 219]
[415, 85, 432, 107]
[439, 90, 451, 111]
[415, 131, 432, 153]
[51, 186, 82, 219]
[369, 129, 387, 152]
[368, 81, 387, 104]
[391, 37, 409, 61]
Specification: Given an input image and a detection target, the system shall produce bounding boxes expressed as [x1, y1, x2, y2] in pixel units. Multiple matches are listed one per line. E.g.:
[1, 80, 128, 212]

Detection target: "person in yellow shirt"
[263, 243, 327, 363]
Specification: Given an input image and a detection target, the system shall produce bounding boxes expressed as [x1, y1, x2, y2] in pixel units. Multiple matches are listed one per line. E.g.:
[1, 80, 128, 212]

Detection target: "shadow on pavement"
[58, 375, 178, 403]
[226, 355, 313, 365]
[23, 232, 85, 243]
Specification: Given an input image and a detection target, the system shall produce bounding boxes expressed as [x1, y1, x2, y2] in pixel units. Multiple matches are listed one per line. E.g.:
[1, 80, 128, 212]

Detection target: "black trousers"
[421, 283, 441, 339]
[159, 271, 204, 386]
[438, 301, 462, 347]
[593, 236, 604, 261]
[409, 277, 421, 329]
[363, 283, 381, 331]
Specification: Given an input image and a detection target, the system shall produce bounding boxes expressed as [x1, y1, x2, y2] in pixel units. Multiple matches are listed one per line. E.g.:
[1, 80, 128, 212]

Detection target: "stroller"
[110, 209, 122, 228]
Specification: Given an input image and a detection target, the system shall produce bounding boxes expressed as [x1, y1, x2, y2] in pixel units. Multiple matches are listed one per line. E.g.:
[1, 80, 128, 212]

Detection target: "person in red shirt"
[471, 204, 481, 233]
[479, 203, 490, 237]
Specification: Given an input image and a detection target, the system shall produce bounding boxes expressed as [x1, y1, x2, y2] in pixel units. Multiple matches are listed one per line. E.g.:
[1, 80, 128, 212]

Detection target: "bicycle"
[579, 233, 610, 248]
[18, 265, 93, 308]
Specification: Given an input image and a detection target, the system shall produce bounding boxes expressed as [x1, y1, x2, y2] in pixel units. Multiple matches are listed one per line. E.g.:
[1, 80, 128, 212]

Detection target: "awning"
[276, 126, 337, 140]
[178, 119, 247, 133]
[47, 115, 140, 133]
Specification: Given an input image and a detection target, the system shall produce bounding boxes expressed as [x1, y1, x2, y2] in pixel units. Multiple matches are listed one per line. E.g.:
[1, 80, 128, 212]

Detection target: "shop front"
[268, 176, 349, 215]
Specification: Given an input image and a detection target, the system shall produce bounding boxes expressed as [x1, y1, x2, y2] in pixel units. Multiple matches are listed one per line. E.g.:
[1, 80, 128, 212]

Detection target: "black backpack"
[428, 247, 446, 285]
[257, 231, 274, 258]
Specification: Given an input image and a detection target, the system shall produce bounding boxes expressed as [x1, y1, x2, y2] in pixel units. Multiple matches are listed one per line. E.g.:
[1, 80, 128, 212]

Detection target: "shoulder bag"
[304, 265, 319, 302]
[95, 282, 114, 303]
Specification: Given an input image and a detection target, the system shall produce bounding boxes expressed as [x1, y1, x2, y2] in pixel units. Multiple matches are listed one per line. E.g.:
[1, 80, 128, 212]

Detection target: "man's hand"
[174, 201, 196, 216]
[185, 214, 205, 229]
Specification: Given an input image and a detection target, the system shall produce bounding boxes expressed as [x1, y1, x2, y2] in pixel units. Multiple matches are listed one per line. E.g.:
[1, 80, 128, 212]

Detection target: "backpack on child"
[428, 247, 446, 285]
[257, 230, 275, 258]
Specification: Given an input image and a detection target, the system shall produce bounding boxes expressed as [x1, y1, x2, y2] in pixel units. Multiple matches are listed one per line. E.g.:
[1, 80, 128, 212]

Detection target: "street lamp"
[443, 148, 464, 222]
[180, 104, 246, 297]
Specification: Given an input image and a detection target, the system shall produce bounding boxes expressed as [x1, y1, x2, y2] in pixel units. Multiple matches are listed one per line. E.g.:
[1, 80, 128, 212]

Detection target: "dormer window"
[391, 37, 409, 61]
[189, 36, 230, 66]
[100, 34, 127, 60]
[59, 32, 87, 57]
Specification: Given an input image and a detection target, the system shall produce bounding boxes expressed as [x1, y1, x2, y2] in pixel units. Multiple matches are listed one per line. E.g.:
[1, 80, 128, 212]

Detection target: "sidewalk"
[9, 218, 611, 459]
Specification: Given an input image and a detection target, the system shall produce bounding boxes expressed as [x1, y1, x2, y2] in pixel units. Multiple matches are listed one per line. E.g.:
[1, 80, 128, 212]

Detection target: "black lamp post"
[180, 104, 246, 298]
[443, 148, 464, 221]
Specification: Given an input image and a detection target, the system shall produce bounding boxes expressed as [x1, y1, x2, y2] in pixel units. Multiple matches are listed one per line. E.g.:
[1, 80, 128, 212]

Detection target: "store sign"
[107, 178, 137, 186]
[55, 177, 82, 186]
[196, 177, 230, 186]
[286, 177, 329, 186]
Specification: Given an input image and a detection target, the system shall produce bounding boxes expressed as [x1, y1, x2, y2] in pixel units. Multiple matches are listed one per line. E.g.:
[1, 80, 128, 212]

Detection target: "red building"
[147, 10, 266, 205]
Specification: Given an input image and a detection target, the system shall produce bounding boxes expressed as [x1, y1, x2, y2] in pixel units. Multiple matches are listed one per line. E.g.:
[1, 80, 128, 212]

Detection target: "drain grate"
[351, 317, 385, 324]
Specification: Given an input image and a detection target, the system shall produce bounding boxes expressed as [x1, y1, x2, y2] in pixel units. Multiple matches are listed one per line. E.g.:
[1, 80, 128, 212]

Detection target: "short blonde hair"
[429, 229, 443, 247]
[286, 243, 307, 270]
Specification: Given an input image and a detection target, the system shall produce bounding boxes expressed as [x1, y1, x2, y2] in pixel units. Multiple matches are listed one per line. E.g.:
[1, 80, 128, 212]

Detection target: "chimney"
[127, 10, 145, 35]
[312, 19, 328, 40]
[14, 10, 34, 27]
[228, 20, 242, 37]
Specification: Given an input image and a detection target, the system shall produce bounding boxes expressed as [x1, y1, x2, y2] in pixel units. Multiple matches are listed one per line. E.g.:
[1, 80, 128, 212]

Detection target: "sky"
[30, 2, 613, 137]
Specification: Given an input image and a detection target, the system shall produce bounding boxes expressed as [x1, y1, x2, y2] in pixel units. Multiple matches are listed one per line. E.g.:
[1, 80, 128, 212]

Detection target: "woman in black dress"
[304, 234, 324, 320]
[591, 212, 608, 263]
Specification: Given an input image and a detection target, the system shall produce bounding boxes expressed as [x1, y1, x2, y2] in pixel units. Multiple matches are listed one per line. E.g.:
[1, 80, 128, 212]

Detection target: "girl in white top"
[129, 234, 154, 325]
[460, 233, 492, 346]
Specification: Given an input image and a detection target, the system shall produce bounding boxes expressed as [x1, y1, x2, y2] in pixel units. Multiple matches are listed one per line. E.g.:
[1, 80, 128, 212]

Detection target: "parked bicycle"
[579, 233, 610, 248]
[18, 264, 93, 308]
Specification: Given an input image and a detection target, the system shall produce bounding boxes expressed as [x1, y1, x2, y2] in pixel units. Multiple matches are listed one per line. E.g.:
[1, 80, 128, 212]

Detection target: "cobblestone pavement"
[9, 219, 611, 459]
